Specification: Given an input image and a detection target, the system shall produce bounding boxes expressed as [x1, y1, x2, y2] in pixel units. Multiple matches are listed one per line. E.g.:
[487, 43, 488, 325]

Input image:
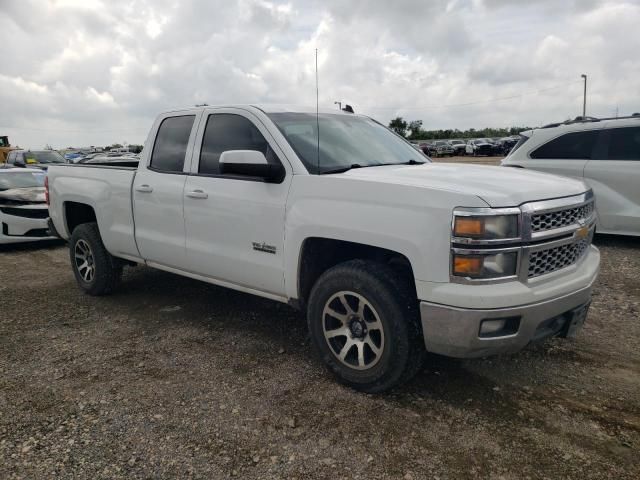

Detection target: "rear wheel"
[69, 222, 122, 295]
[307, 260, 425, 393]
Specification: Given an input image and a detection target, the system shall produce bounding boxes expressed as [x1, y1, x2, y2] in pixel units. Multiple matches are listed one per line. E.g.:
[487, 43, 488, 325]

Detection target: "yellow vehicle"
[1, 136, 16, 163]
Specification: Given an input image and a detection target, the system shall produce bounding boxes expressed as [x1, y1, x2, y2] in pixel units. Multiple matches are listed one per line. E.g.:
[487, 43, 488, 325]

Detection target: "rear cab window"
[149, 115, 195, 172]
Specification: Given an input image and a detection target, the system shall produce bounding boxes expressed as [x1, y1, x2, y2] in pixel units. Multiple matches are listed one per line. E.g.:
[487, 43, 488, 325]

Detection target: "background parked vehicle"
[0, 135, 17, 162]
[448, 139, 466, 156]
[496, 137, 518, 155]
[430, 140, 454, 157]
[0, 168, 56, 244]
[419, 142, 433, 155]
[4, 149, 66, 170]
[465, 139, 493, 156]
[502, 115, 640, 236]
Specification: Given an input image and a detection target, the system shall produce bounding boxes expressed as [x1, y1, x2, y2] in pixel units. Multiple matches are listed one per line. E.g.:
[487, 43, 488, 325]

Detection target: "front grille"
[531, 201, 594, 233]
[528, 238, 590, 278]
[0, 207, 49, 219]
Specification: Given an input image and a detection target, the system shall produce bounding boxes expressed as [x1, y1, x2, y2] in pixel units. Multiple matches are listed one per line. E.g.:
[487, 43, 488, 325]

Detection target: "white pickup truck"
[47, 105, 600, 392]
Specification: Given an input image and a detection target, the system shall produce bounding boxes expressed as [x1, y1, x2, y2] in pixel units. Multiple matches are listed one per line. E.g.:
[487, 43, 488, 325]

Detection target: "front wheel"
[307, 260, 425, 393]
[69, 222, 122, 295]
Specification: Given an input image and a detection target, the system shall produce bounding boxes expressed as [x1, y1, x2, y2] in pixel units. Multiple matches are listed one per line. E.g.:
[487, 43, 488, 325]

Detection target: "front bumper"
[0, 208, 56, 245]
[419, 276, 596, 358]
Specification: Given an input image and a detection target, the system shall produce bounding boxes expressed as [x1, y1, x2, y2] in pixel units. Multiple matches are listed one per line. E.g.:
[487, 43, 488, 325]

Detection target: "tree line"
[387, 117, 530, 141]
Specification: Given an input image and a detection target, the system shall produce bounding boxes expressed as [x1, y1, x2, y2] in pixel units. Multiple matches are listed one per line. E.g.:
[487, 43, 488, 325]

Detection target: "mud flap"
[561, 302, 591, 340]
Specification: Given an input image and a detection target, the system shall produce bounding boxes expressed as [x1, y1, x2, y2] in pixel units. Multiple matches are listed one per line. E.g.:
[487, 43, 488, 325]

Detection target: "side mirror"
[219, 150, 284, 183]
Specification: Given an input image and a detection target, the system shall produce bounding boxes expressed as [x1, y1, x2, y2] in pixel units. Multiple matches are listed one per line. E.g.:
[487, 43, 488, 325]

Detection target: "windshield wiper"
[321, 159, 425, 175]
[321, 164, 364, 175]
[373, 159, 426, 167]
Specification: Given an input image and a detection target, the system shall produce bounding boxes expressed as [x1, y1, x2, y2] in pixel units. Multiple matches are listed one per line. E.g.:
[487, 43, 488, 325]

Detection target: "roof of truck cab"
[161, 104, 363, 116]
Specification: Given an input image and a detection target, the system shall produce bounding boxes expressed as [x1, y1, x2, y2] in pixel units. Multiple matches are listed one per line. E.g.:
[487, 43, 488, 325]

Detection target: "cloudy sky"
[1, 0, 639, 148]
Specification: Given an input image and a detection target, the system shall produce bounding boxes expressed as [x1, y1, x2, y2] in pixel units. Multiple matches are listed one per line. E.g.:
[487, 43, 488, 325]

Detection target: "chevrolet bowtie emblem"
[576, 225, 590, 239]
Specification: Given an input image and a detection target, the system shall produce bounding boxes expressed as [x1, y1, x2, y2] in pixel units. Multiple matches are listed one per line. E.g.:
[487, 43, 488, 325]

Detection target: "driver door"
[183, 108, 292, 297]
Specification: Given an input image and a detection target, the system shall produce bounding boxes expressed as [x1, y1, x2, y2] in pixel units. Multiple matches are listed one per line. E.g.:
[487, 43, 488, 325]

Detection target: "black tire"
[307, 260, 425, 393]
[69, 222, 122, 295]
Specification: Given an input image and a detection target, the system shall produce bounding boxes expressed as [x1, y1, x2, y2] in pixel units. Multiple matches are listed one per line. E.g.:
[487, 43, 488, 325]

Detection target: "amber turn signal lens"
[453, 255, 483, 276]
[454, 217, 485, 237]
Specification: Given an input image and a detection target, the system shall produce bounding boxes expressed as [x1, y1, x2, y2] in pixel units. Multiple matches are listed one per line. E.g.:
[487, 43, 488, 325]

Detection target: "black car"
[419, 142, 433, 156]
[4, 150, 66, 170]
[495, 137, 518, 156]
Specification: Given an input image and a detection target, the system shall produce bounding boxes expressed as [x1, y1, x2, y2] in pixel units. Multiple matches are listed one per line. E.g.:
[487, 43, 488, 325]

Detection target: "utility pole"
[334, 101, 342, 110]
[581, 74, 587, 117]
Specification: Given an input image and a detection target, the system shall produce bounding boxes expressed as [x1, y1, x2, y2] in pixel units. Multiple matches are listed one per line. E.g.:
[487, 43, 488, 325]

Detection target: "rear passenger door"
[584, 126, 640, 235]
[183, 108, 292, 297]
[133, 112, 200, 268]
[524, 129, 601, 179]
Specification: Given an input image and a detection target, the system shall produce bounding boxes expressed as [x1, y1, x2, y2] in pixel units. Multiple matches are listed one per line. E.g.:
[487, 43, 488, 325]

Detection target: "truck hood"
[0, 187, 46, 203]
[339, 163, 588, 207]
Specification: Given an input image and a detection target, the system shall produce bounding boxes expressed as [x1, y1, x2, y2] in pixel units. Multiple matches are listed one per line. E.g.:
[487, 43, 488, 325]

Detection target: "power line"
[358, 80, 583, 111]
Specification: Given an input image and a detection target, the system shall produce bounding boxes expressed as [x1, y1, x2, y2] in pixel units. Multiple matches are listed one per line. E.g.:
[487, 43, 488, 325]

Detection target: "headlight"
[453, 214, 519, 240]
[452, 251, 518, 279]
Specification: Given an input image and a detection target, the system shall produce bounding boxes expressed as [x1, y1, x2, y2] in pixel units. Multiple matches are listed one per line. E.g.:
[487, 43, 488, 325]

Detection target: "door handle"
[185, 189, 208, 199]
[135, 184, 153, 193]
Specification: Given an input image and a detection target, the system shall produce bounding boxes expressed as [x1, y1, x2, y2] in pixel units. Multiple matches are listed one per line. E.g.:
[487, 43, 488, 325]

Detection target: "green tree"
[407, 120, 423, 139]
[388, 117, 408, 137]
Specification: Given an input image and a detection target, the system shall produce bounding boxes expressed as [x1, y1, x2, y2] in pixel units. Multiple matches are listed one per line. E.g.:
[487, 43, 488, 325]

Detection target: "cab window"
[149, 115, 195, 172]
[198, 114, 279, 175]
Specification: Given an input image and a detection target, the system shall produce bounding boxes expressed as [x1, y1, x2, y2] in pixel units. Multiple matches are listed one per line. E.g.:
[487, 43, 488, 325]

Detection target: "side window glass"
[7, 152, 15, 163]
[606, 127, 640, 160]
[150, 115, 195, 172]
[530, 130, 598, 159]
[199, 114, 278, 175]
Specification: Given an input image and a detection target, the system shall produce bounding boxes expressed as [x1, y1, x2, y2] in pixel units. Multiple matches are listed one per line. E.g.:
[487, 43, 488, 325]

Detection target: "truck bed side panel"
[48, 166, 140, 259]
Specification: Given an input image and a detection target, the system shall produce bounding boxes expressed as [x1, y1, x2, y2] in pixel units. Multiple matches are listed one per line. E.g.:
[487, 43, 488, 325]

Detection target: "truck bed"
[47, 164, 140, 260]
[59, 160, 139, 169]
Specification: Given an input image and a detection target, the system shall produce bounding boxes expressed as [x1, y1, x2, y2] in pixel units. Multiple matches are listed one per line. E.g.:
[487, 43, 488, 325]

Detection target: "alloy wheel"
[322, 291, 385, 370]
[74, 239, 95, 282]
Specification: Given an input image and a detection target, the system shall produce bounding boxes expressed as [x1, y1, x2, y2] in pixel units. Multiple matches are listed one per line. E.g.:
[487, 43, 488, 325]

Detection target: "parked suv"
[502, 116, 640, 236]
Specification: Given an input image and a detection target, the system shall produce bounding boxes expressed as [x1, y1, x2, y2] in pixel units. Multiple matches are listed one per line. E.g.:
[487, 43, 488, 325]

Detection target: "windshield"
[451, 140, 463, 145]
[24, 151, 65, 164]
[267, 113, 429, 174]
[0, 171, 46, 190]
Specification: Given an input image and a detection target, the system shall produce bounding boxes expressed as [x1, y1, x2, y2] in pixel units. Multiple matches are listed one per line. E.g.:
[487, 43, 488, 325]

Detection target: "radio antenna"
[315, 48, 320, 174]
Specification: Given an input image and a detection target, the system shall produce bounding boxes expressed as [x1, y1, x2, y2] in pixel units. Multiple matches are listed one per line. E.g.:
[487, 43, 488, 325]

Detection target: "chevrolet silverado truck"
[47, 105, 600, 392]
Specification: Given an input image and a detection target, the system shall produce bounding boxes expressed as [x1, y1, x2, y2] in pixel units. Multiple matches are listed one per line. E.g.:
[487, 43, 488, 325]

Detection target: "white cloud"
[0, 0, 638, 148]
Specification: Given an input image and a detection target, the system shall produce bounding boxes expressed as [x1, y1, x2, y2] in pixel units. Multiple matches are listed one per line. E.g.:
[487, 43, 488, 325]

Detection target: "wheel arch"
[294, 237, 417, 310]
[64, 201, 97, 236]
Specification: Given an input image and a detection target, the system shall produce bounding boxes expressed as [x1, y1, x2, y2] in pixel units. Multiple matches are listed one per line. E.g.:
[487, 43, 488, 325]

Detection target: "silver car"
[502, 115, 640, 236]
[0, 168, 56, 244]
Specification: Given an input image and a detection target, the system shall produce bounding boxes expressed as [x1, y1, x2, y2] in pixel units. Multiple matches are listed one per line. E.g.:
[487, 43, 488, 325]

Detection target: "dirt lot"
[1, 233, 639, 479]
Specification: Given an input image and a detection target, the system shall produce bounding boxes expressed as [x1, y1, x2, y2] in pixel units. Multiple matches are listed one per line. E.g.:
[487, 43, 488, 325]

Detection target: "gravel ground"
[1, 235, 639, 480]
